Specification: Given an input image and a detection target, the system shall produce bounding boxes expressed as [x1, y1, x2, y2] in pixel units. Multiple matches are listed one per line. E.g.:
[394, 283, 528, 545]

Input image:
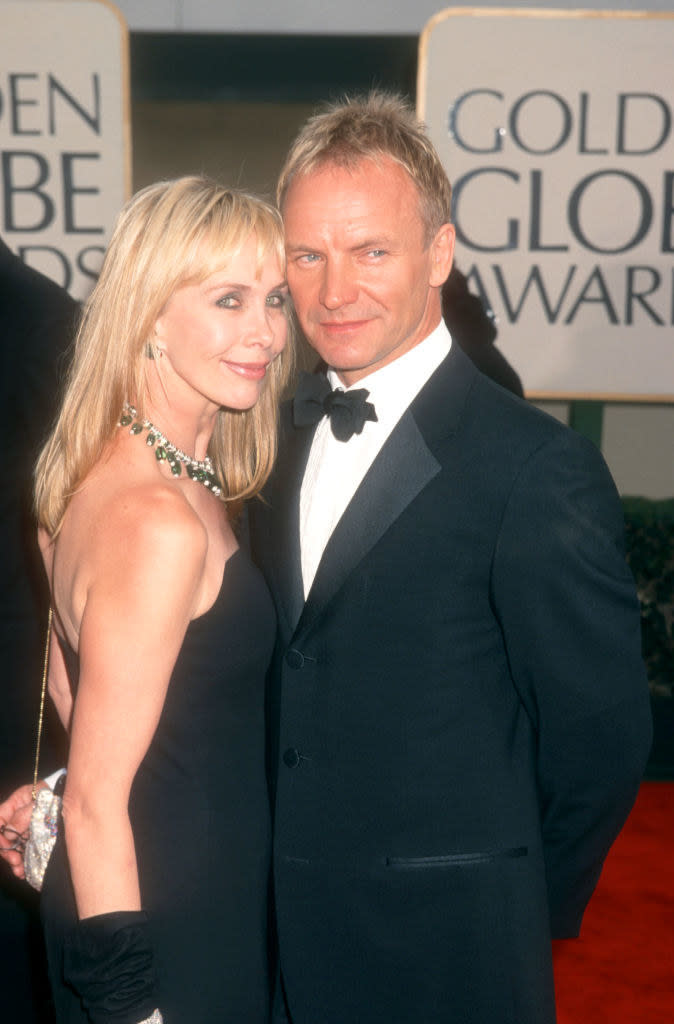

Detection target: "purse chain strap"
[32, 607, 53, 801]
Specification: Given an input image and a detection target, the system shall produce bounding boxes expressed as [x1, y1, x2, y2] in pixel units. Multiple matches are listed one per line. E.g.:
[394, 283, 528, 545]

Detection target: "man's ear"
[429, 223, 456, 288]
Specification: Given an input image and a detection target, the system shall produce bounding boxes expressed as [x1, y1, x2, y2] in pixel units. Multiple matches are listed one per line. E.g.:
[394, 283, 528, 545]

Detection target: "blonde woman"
[34, 177, 292, 1023]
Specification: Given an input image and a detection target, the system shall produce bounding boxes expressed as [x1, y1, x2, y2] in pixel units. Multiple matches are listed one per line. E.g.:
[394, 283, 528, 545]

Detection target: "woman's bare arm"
[62, 488, 207, 919]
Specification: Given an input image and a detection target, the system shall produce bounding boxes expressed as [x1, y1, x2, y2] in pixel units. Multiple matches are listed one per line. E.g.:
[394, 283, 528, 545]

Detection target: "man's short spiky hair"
[277, 91, 453, 245]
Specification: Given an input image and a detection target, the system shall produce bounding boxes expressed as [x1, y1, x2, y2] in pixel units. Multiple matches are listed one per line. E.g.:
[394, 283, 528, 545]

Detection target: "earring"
[146, 340, 165, 360]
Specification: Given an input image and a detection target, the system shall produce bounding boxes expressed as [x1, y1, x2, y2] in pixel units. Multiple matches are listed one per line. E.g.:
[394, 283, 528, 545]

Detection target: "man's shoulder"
[0, 242, 78, 322]
[454, 351, 565, 437]
[426, 350, 604, 479]
[423, 345, 565, 444]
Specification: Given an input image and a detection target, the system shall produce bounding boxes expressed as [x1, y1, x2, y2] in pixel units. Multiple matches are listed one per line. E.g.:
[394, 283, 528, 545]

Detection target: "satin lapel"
[293, 343, 478, 638]
[269, 417, 316, 635]
[295, 408, 440, 637]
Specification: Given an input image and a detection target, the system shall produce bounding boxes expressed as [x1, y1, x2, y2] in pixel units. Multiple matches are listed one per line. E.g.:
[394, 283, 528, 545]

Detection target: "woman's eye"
[266, 292, 287, 309]
[217, 293, 240, 308]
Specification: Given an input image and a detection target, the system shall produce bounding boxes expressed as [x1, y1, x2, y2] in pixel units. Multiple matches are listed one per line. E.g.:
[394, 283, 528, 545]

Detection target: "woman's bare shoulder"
[58, 474, 208, 632]
[96, 480, 208, 573]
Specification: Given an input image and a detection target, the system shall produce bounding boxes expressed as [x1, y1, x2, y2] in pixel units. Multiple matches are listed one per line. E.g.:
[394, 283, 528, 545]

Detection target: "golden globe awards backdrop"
[418, 9, 674, 400]
[0, 0, 130, 300]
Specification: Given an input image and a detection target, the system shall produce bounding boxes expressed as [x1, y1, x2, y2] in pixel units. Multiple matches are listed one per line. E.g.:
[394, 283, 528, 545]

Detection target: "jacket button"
[283, 748, 301, 768]
[285, 648, 305, 669]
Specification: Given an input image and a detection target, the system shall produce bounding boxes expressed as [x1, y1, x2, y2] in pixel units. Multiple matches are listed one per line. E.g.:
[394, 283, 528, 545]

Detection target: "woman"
[34, 177, 293, 1023]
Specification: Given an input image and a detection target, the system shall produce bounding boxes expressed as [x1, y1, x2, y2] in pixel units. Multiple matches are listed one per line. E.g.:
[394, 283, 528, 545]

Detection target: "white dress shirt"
[300, 321, 452, 597]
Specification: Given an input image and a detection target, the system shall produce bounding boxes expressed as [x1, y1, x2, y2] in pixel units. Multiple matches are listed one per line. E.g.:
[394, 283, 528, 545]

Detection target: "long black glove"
[63, 911, 162, 1024]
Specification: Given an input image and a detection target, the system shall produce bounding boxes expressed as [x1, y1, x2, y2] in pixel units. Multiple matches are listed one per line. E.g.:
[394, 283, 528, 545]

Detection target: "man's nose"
[319, 260, 357, 309]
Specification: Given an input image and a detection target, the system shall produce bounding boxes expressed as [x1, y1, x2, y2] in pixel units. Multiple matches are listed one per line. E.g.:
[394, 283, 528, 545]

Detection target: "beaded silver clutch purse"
[24, 784, 62, 891]
[23, 608, 61, 892]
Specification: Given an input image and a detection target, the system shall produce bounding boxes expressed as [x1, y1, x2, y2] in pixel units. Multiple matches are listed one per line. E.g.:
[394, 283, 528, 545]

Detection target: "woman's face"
[154, 234, 288, 414]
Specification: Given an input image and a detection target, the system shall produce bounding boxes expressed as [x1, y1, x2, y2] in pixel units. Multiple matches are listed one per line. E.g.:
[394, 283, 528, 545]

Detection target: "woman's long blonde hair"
[35, 176, 294, 535]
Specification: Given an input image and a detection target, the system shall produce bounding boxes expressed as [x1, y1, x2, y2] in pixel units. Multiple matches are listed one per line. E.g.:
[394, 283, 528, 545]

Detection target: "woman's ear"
[150, 318, 166, 358]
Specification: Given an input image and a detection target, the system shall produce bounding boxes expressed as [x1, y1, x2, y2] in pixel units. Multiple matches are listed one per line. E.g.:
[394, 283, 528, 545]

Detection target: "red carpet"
[553, 782, 674, 1023]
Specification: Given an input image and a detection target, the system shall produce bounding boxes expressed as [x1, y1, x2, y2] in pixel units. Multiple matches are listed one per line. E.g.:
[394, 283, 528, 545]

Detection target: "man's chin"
[301, 333, 370, 374]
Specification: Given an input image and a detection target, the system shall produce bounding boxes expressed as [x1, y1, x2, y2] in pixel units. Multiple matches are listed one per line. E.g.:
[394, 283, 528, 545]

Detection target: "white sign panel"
[0, 0, 130, 300]
[419, 9, 674, 400]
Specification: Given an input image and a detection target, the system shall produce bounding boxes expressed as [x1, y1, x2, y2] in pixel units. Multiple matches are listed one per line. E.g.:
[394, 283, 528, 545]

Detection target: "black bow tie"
[293, 371, 378, 442]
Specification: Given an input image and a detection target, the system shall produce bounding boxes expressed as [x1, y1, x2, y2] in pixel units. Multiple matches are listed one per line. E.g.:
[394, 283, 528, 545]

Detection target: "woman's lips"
[224, 361, 269, 379]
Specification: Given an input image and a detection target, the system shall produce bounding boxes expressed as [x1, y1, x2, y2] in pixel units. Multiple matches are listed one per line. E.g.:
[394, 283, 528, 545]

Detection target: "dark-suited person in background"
[442, 264, 524, 398]
[0, 238, 78, 1021]
[249, 93, 652, 1024]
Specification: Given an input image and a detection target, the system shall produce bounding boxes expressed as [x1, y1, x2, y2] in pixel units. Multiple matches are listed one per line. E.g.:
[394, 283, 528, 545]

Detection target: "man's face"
[283, 157, 455, 386]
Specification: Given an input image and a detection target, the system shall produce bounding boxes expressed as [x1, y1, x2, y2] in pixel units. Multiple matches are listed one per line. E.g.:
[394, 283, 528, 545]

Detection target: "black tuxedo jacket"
[249, 343, 651, 1024]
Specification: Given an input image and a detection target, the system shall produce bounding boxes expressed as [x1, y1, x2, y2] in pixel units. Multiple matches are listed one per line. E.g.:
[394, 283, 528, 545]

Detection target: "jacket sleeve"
[491, 429, 652, 938]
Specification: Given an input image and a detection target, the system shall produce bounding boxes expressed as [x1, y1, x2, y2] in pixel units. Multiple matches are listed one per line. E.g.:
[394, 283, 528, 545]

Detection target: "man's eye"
[296, 253, 320, 265]
[368, 249, 387, 258]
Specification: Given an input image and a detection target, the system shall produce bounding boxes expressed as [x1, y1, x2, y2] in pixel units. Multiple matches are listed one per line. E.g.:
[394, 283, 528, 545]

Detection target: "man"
[248, 93, 652, 1024]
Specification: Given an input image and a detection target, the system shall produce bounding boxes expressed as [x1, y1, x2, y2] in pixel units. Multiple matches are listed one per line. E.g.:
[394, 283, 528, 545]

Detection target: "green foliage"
[622, 497, 674, 696]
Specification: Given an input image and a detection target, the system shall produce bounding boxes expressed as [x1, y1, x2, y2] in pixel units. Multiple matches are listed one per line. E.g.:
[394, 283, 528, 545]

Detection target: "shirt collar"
[326, 320, 452, 423]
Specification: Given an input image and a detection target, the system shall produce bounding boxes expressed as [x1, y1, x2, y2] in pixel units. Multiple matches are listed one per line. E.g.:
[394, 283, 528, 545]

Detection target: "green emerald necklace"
[120, 404, 223, 497]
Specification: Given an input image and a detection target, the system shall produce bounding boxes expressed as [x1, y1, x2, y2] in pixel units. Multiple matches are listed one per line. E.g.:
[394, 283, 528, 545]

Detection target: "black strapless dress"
[41, 548, 275, 1023]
